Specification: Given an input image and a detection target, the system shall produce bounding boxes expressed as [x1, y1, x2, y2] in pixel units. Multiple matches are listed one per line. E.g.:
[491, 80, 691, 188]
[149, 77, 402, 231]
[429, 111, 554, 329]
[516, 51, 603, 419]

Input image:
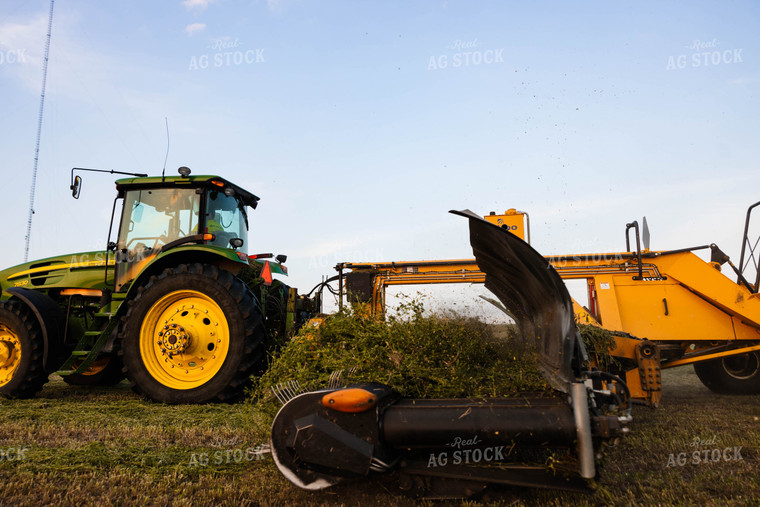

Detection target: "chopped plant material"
[251, 300, 554, 407]
[577, 323, 619, 371]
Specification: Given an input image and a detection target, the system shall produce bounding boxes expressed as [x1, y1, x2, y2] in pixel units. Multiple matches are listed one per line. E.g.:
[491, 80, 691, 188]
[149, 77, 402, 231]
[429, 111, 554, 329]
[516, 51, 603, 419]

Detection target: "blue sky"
[1, 0, 758, 308]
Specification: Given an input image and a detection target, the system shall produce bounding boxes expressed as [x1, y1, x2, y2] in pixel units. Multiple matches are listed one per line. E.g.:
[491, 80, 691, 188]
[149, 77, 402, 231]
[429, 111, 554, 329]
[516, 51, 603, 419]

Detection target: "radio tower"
[24, 0, 55, 261]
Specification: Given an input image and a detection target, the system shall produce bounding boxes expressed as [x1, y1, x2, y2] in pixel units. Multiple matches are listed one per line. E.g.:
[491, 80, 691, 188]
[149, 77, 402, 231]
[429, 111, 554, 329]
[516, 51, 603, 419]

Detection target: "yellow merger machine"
[336, 203, 760, 407]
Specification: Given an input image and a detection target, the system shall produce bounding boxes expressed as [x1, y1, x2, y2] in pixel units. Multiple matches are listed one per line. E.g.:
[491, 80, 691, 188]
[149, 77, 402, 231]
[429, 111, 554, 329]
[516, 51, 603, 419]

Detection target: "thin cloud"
[181, 0, 218, 11]
[184, 23, 206, 36]
[0, 14, 45, 54]
[729, 76, 760, 85]
[0, 14, 51, 91]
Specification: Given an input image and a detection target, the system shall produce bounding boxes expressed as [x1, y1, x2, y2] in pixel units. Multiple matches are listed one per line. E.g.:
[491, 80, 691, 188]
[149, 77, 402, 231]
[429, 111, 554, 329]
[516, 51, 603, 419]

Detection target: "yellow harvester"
[336, 204, 760, 407]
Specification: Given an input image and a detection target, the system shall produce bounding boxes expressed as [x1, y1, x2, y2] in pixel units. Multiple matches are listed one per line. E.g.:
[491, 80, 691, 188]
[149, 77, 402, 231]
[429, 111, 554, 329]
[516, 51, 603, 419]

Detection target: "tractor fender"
[6, 288, 66, 373]
[122, 247, 245, 302]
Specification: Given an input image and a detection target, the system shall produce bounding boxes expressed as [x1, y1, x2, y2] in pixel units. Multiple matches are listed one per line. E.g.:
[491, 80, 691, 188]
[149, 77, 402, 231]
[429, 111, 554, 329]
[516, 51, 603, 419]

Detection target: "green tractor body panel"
[0, 251, 112, 296]
[119, 244, 248, 298]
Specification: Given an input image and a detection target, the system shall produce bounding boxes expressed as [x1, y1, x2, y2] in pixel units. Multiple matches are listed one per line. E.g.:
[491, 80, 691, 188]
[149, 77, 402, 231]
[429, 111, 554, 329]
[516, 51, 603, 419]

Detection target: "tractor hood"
[0, 251, 112, 295]
[451, 209, 581, 392]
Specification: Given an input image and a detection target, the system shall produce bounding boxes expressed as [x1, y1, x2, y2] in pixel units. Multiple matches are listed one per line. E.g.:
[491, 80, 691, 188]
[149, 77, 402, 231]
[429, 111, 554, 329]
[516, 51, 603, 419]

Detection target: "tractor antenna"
[24, 0, 55, 262]
[161, 117, 169, 182]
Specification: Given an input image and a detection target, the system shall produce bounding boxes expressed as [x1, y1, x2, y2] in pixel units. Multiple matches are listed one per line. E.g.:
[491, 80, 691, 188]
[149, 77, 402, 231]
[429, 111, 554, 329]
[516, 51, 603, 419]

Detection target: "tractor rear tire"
[118, 263, 265, 404]
[63, 355, 126, 386]
[693, 352, 760, 394]
[0, 301, 48, 398]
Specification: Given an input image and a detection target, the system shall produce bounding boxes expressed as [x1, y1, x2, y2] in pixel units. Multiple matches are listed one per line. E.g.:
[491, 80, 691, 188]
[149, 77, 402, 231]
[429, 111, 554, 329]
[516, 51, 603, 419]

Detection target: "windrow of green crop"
[251, 300, 622, 408]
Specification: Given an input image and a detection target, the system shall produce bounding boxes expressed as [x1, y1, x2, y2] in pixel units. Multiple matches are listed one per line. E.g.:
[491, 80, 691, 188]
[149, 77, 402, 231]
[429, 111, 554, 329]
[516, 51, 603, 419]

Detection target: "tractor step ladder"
[57, 311, 117, 376]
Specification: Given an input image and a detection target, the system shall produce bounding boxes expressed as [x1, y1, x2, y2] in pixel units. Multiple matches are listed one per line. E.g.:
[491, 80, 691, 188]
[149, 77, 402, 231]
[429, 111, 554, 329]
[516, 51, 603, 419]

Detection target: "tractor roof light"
[178, 166, 192, 177]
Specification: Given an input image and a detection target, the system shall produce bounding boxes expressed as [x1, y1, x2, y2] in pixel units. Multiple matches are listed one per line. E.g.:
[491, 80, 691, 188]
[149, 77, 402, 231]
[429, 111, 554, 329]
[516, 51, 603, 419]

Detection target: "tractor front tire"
[118, 263, 265, 403]
[0, 301, 48, 398]
[693, 352, 760, 394]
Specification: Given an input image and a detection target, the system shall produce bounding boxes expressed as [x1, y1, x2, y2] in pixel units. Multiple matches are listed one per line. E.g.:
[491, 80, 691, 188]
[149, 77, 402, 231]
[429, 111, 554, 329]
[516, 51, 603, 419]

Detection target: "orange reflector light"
[261, 261, 273, 286]
[210, 180, 225, 188]
[321, 388, 377, 413]
[202, 233, 215, 241]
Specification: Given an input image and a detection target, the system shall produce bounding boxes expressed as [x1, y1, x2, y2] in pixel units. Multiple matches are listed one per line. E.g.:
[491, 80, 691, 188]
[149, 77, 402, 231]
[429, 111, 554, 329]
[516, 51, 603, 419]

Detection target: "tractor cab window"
[204, 190, 248, 253]
[114, 188, 200, 290]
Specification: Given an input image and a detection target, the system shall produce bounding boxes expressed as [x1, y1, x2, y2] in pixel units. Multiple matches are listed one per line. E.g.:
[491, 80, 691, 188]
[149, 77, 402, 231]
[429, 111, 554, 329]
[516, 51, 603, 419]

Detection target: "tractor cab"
[111, 168, 259, 291]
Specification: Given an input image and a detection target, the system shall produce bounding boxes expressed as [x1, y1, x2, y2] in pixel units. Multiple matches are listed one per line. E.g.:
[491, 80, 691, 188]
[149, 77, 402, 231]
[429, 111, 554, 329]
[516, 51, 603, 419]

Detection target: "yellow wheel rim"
[139, 290, 230, 390]
[0, 324, 22, 386]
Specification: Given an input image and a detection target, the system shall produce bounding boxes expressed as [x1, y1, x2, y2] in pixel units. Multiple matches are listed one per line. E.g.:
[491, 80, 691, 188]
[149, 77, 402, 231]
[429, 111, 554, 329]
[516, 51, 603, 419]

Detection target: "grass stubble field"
[0, 308, 758, 507]
[0, 370, 757, 506]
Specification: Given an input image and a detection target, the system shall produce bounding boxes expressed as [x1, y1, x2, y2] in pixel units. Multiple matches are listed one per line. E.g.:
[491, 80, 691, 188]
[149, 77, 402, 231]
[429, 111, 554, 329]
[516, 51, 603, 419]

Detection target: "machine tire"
[118, 263, 265, 403]
[693, 352, 760, 394]
[0, 301, 48, 398]
[63, 355, 126, 386]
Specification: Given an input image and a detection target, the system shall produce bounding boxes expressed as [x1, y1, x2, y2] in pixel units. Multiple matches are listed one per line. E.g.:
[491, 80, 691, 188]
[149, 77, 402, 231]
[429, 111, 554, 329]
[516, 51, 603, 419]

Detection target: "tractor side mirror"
[71, 175, 82, 199]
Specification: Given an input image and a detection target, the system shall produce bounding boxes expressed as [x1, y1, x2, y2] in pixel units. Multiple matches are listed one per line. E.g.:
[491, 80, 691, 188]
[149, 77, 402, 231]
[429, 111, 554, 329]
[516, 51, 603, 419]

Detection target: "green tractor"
[0, 167, 296, 403]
